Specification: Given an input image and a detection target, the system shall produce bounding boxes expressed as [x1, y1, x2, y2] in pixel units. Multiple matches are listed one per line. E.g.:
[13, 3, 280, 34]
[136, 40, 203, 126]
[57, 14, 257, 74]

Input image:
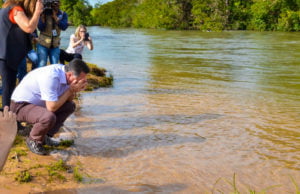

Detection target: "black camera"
[84, 32, 90, 41]
[42, 0, 58, 15]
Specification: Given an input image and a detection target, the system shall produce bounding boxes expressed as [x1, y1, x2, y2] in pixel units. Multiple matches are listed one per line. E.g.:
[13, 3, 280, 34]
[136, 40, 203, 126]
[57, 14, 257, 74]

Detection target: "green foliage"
[191, 0, 226, 31]
[228, 0, 253, 30]
[15, 170, 31, 183]
[92, 0, 137, 27]
[59, 0, 300, 31]
[277, 10, 300, 31]
[60, 0, 93, 26]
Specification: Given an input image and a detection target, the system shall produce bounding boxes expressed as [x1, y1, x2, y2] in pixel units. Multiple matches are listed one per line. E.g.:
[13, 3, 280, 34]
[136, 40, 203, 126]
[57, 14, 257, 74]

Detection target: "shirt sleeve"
[57, 11, 68, 30]
[38, 17, 46, 31]
[8, 6, 24, 24]
[39, 75, 60, 102]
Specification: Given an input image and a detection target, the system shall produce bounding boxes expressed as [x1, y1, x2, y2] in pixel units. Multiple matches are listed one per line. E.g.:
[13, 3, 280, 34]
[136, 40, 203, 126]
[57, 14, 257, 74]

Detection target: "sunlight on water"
[61, 28, 299, 193]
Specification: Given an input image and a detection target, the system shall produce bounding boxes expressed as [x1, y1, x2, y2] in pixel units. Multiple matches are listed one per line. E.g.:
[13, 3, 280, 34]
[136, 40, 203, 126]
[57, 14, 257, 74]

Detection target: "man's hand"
[52, 10, 58, 22]
[0, 106, 17, 138]
[69, 79, 88, 93]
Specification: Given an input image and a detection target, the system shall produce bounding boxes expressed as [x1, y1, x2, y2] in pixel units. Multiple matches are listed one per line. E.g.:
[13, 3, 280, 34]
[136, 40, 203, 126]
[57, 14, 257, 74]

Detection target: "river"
[59, 27, 300, 193]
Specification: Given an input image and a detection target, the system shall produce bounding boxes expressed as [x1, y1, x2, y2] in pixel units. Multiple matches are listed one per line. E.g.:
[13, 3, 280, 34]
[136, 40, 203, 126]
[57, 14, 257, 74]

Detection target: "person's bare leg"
[0, 106, 17, 171]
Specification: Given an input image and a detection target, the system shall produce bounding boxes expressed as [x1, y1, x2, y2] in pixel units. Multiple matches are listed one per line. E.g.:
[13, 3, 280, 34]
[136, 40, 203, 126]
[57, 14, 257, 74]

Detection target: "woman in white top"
[60, 25, 93, 64]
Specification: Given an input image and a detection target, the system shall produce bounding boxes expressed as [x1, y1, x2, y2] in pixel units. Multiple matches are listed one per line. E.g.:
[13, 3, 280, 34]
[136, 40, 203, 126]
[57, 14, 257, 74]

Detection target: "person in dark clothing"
[0, 0, 43, 108]
[17, 30, 39, 81]
[59, 49, 82, 65]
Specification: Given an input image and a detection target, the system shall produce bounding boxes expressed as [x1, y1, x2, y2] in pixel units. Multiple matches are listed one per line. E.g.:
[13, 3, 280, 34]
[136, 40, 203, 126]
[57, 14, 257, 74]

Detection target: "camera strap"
[51, 16, 57, 48]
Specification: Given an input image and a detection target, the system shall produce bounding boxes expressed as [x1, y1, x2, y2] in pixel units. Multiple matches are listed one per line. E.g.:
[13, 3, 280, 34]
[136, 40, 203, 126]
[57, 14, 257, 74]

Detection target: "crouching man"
[10, 59, 89, 155]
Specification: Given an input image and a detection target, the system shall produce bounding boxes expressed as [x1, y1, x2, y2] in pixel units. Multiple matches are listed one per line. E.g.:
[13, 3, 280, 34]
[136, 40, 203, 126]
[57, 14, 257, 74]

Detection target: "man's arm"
[45, 88, 74, 112]
[57, 11, 68, 30]
[45, 79, 87, 112]
[13, 0, 43, 33]
[37, 15, 46, 31]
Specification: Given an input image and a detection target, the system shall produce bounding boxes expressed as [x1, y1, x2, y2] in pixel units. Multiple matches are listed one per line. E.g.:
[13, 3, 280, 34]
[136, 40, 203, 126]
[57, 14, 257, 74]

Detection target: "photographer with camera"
[60, 25, 93, 65]
[37, 0, 68, 67]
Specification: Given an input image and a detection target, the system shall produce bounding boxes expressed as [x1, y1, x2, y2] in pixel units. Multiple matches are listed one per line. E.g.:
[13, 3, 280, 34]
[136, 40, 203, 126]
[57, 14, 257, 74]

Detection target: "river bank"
[0, 63, 113, 193]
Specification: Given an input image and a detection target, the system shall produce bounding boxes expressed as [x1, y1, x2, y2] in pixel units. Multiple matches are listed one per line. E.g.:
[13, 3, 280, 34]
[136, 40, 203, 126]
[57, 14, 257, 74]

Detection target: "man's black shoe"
[26, 138, 47, 155]
[44, 135, 61, 147]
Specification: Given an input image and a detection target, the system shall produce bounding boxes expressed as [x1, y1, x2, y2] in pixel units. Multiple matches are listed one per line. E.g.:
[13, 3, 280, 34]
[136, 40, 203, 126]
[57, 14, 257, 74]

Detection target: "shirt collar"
[59, 65, 67, 85]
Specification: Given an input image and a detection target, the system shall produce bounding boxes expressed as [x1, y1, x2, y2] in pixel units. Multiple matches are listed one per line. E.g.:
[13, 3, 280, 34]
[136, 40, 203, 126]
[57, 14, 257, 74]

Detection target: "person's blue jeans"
[17, 49, 38, 81]
[28, 49, 39, 69]
[37, 44, 60, 67]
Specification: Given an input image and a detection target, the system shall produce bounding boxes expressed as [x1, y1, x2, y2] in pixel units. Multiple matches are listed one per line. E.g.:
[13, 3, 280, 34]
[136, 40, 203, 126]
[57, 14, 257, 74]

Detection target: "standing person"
[0, 0, 43, 108]
[10, 59, 90, 155]
[0, 106, 17, 171]
[60, 25, 93, 65]
[37, 0, 68, 67]
[17, 30, 39, 81]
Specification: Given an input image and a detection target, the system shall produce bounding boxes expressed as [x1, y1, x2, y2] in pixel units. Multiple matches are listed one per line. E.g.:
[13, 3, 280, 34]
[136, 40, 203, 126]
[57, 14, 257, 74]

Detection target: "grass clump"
[73, 166, 83, 182]
[59, 139, 74, 147]
[46, 159, 69, 182]
[85, 63, 113, 91]
[15, 170, 31, 183]
[87, 63, 107, 77]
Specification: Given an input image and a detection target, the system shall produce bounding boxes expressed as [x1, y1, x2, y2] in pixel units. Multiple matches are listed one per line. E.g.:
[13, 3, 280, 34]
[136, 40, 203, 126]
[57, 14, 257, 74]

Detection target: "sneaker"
[26, 138, 47, 155]
[44, 135, 61, 147]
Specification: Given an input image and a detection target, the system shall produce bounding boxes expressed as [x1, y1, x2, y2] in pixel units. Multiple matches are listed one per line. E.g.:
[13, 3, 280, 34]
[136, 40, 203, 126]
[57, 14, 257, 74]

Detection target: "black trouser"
[59, 49, 82, 65]
[0, 60, 17, 108]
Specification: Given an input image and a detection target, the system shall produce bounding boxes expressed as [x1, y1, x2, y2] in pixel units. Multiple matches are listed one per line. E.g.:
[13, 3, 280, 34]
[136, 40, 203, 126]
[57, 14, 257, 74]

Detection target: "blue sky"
[88, 0, 113, 6]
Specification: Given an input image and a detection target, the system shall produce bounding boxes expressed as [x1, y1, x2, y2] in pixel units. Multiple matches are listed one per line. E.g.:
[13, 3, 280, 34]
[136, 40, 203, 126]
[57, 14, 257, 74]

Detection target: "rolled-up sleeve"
[58, 11, 68, 30]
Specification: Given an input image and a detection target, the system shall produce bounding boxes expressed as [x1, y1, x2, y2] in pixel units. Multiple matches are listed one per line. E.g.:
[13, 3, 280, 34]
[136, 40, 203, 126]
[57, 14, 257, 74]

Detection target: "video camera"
[42, 0, 59, 15]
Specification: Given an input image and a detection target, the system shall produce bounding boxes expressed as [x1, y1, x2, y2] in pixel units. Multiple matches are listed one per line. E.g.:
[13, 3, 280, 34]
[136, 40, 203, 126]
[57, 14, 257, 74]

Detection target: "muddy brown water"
[4, 28, 300, 193]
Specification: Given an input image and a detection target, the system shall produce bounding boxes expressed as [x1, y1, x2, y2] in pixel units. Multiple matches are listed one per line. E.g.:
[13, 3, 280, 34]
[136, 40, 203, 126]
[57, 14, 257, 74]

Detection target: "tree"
[60, 0, 93, 26]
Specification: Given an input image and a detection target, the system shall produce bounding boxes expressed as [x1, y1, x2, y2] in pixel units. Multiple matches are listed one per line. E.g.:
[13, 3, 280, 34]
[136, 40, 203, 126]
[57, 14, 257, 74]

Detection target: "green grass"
[59, 139, 75, 147]
[46, 159, 70, 182]
[73, 166, 83, 182]
[15, 170, 31, 183]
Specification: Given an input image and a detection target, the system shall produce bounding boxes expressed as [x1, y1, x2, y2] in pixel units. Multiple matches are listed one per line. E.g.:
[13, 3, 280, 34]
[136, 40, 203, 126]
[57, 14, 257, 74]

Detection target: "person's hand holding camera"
[36, 0, 44, 15]
[84, 32, 92, 42]
[84, 32, 89, 41]
[52, 9, 59, 22]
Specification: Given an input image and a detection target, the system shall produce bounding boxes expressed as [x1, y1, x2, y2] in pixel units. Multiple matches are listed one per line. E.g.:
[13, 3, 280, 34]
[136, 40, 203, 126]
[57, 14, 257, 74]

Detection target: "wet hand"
[69, 79, 88, 93]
